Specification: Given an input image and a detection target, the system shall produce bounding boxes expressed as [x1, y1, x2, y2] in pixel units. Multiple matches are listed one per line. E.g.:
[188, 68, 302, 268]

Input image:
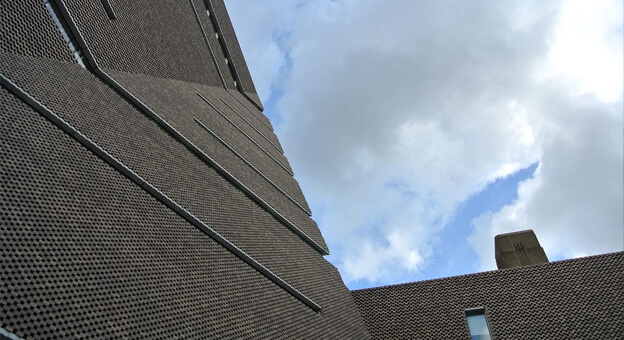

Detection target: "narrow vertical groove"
[99, 0, 117, 20]
[45, 0, 87, 68]
[203, 0, 241, 91]
[189, 0, 227, 88]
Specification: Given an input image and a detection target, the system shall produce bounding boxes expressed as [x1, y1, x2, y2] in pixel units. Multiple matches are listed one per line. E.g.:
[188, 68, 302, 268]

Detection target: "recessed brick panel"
[63, 0, 222, 87]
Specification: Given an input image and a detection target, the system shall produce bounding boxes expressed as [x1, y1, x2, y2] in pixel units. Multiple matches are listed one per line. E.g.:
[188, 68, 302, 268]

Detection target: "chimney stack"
[495, 230, 549, 269]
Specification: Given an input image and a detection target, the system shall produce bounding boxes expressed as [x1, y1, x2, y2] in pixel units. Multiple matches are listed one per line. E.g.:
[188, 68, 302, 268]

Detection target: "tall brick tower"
[0, 1, 370, 338]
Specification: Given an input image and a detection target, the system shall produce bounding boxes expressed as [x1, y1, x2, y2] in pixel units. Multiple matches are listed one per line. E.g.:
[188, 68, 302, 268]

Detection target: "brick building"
[1, 1, 621, 339]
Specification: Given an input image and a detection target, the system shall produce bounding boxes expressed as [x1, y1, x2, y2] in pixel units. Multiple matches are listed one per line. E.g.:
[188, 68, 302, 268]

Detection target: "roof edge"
[351, 251, 624, 293]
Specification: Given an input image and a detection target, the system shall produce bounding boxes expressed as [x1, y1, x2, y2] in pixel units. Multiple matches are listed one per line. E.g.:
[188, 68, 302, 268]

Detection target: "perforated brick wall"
[0, 0, 74, 63]
[62, 0, 224, 88]
[1, 51, 368, 340]
[107, 70, 312, 216]
[2, 51, 325, 256]
[1, 0, 373, 338]
[352, 252, 624, 340]
[0, 83, 370, 338]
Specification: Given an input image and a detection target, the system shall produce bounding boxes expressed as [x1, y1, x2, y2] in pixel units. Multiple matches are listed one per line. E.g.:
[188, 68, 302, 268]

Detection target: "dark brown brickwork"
[4, 1, 618, 339]
[228, 87, 275, 131]
[1, 53, 323, 252]
[1, 51, 330, 298]
[219, 92, 281, 149]
[0, 0, 75, 63]
[352, 252, 624, 340]
[0, 0, 368, 337]
[0, 86, 370, 339]
[106, 70, 309, 212]
[62, 0, 223, 87]
[57, 0, 262, 109]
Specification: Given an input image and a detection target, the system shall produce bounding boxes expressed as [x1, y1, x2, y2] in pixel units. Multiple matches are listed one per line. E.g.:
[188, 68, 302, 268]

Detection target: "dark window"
[43, 0, 87, 68]
[465, 308, 492, 340]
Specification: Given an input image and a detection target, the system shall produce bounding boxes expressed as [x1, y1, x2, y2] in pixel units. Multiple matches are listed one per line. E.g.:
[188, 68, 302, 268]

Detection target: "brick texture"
[352, 252, 624, 340]
[0, 0, 74, 63]
[0, 0, 368, 337]
[0, 86, 369, 339]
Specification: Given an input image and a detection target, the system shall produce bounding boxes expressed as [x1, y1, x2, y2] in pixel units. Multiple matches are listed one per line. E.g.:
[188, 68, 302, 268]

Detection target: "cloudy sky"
[224, 0, 623, 290]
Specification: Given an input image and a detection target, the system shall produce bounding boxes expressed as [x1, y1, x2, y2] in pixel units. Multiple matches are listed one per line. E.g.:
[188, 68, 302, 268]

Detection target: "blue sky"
[224, 0, 623, 289]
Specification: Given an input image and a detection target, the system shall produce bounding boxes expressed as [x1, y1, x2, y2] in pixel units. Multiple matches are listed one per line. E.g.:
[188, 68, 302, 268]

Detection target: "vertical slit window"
[204, 2, 242, 91]
[100, 0, 117, 20]
[465, 308, 492, 340]
[43, 0, 87, 68]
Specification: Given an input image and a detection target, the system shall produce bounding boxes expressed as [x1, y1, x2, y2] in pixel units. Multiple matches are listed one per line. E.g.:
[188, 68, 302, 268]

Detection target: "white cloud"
[470, 0, 623, 271]
[470, 97, 623, 270]
[226, 0, 623, 286]
[343, 227, 426, 284]
[541, 0, 623, 102]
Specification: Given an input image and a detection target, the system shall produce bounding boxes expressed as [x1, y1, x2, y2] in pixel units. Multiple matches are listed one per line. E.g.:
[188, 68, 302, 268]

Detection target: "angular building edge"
[1, 0, 369, 338]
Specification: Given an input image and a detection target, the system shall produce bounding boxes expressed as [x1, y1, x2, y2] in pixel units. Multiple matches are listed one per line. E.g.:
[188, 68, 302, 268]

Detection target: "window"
[43, 0, 87, 68]
[465, 308, 492, 340]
